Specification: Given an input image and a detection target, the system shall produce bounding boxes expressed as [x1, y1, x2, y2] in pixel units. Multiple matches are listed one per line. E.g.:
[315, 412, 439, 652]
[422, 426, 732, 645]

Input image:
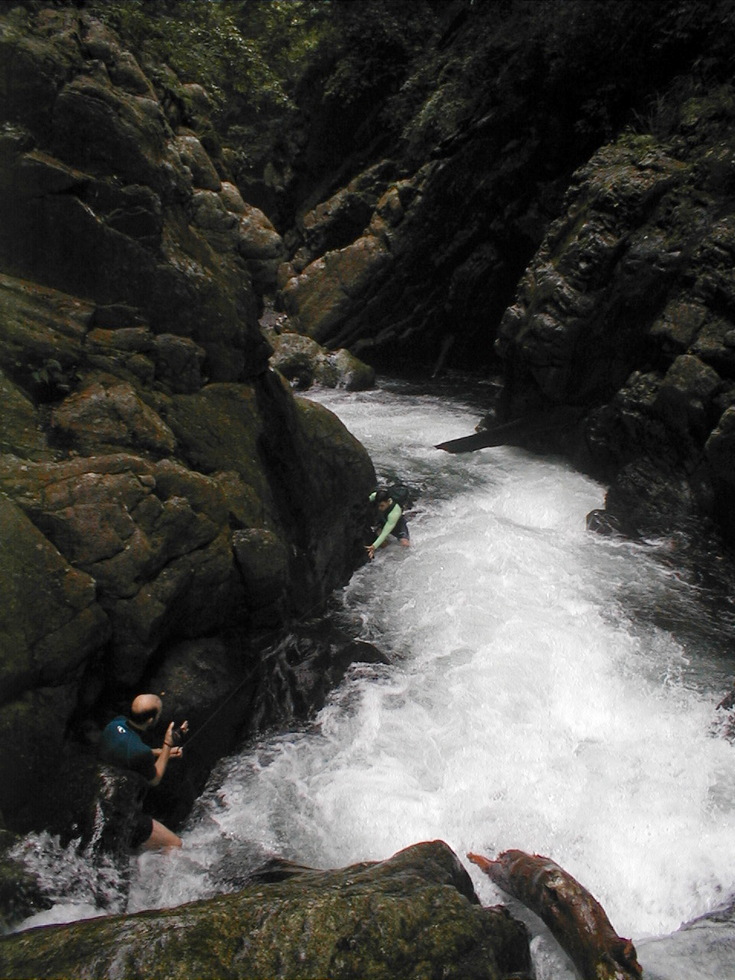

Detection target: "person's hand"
[365, 544, 375, 560]
[163, 721, 176, 750]
[171, 719, 188, 757]
[162, 720, 188, 758]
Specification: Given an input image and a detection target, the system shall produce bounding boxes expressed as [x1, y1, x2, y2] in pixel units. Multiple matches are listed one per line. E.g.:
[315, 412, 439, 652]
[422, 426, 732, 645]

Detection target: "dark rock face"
[496, 120, 735, 541]
[0, 842, 531, 980]
[260, 2, 735, 548]
[0, 5, 273, 382]
[0, 4, 376, 843]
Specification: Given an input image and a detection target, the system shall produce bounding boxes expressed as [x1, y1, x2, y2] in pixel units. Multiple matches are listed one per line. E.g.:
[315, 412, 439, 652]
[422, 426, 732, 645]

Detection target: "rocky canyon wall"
[272, 1, 735, 549]
[0, 4, 375, 840]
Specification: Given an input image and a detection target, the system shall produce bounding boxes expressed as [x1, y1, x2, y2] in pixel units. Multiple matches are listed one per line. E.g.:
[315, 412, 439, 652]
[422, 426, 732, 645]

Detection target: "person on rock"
[366, 489, 410, 559]
[99, 693, 188, 850]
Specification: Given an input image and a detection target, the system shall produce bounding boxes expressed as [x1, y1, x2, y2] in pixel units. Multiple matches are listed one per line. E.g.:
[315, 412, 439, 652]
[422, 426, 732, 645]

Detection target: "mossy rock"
[0, 842, 530, 979]
[0, 494, 108, 705]
[270, 332, 375, 391]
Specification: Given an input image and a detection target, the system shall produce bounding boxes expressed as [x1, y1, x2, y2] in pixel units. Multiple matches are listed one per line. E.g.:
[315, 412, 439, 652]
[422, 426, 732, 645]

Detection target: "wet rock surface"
[0, 842, 531, 980]
[0, 4, 375, 850]
[267, 325, 376, 392]
[497, 122, 735, 544]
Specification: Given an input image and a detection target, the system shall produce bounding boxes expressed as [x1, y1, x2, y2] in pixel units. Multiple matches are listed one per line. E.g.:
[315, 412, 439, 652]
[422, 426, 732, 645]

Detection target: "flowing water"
[13, 378, 735, 979]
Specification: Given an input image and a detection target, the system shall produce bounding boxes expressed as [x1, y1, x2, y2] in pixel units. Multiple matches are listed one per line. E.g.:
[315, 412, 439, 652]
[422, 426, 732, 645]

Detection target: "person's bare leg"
[143, 819, 182, 850]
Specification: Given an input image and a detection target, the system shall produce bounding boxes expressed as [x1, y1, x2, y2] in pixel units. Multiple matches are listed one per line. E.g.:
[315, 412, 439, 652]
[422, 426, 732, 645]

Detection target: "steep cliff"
[0, 3, 375, 841]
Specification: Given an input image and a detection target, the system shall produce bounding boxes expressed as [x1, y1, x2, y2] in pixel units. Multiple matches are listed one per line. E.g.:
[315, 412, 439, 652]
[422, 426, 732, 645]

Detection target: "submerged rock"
[0, 842, 531, 980]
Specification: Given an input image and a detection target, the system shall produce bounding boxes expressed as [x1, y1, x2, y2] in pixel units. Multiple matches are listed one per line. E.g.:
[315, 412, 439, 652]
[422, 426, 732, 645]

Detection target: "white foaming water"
[9, 831, 126, 929]
[14, 379, 735, 977]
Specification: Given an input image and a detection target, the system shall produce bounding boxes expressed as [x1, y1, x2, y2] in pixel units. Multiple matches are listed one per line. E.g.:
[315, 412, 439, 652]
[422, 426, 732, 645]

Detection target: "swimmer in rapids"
[366, 488, 411, 559]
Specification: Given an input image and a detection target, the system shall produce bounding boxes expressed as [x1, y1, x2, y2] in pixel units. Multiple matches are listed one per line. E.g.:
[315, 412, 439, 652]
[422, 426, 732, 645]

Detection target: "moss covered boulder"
[0, 842, 531, 979]
[0, 4, 268, 382]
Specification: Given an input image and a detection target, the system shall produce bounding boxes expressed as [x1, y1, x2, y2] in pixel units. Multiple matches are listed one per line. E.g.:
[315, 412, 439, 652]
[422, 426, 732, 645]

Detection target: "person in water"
[366, 489, 410, 559]
[99, 693, 188, 850]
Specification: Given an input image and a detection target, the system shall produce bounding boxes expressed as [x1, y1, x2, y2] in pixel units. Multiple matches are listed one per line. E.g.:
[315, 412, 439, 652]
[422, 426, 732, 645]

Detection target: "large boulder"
[0, 359, 375, 832]
[0, 494, 110, 832]
[279, 176, 420, 353]
[291, 162, 398, 268]
[495, 139, 688, 413]
[0, 452, 232, 686]
[281, 232, 392, 346]
[0, 495, 107, 706]
[50, 380, 177, 456]
[166, 374, 374, 614]
[0, 842, 531, 980]
[236, 202, 287, 293]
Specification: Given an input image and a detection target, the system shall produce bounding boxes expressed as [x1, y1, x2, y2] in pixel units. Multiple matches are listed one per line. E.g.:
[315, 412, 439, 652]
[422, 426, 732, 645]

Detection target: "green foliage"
[84, 0, 331, 121]
[628, 76, 735, 144]
[224, 0, 333, 92]
[389, 0, 735, 160]
[63, 0, 735, 204]
[313, 0, 440, 108]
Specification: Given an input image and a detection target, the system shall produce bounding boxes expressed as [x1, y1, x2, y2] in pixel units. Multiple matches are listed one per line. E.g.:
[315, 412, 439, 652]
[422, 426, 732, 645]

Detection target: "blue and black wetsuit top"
[99, 716, 156, 782]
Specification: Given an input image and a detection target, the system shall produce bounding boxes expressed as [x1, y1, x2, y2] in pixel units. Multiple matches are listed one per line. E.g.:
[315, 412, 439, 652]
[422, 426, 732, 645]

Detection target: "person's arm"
[371, 504, 402, 549]
[150, 722, 177, 786]
[152, 746, 183, 759]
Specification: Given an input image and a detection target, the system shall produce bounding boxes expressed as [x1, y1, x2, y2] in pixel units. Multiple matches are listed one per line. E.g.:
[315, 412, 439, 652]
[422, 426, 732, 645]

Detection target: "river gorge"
[10, 377, 735, 979]
[3, 2, 735, 976]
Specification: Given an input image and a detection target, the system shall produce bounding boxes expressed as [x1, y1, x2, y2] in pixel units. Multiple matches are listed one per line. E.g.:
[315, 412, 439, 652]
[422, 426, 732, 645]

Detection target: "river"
[14, 377, 735, 979]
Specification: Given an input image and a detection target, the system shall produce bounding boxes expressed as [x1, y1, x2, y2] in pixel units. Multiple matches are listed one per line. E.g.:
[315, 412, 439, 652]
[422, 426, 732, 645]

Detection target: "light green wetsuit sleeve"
[372, 502, 402, 549]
